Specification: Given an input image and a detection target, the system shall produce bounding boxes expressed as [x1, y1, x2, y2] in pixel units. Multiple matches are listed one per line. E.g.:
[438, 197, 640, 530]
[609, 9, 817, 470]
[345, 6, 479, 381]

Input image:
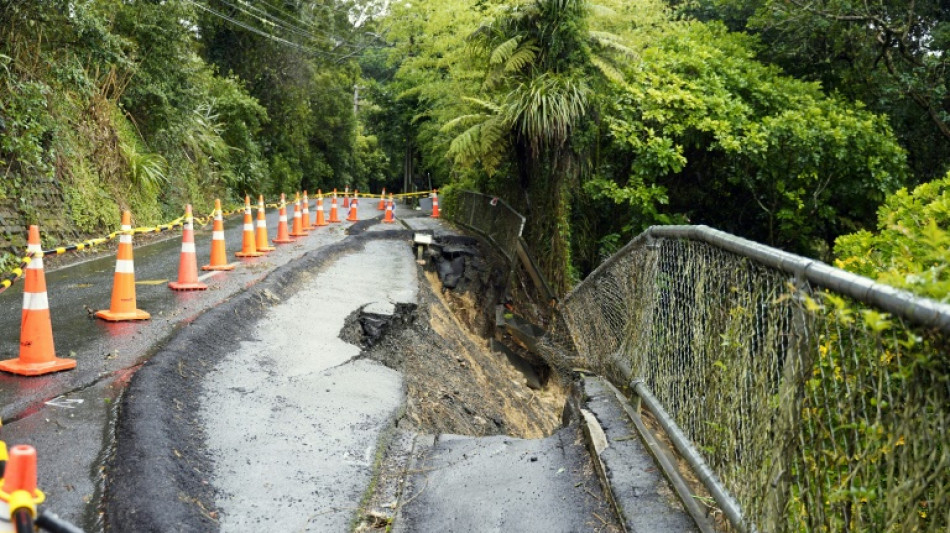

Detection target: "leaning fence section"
[450, 191, 525, 264]
[552, 226, 950, 532]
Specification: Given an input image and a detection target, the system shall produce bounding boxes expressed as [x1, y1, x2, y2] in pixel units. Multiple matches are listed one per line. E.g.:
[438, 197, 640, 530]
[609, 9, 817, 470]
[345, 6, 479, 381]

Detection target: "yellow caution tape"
[0, 188, 433, 293]
[0, 205, 246, 294]
[0, 253, 36, 295]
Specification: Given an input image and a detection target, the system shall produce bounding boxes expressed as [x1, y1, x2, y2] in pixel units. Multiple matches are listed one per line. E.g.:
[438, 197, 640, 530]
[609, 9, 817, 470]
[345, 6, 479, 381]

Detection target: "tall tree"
[443, 0, 631, 292]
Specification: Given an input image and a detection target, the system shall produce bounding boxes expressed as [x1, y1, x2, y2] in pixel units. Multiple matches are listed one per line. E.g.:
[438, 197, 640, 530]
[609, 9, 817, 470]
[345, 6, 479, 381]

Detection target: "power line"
[184, 0, 327, 57]
[210, 0, 325, 43]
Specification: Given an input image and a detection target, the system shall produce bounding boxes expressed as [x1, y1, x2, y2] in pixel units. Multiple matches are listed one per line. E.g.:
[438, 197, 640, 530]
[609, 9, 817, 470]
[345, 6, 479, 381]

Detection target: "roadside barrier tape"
[0, 187, 415, 294]
[0, 204, 246, 295]
[360, 190, 434, 199]
[0, 253, 37, 295]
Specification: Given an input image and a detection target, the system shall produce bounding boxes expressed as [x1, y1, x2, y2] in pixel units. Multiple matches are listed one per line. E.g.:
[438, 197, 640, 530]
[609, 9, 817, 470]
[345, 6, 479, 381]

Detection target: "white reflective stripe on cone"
[243, 224, 254, 231]
[120, 234, 132, 244]
[279, 215, 287, 222]
[26, 244, 44, 270]
[22, 291, 49, 311]
[181, 242, 196, 253]
[213, 231, 225, 240]
[115, 259, 135, 274]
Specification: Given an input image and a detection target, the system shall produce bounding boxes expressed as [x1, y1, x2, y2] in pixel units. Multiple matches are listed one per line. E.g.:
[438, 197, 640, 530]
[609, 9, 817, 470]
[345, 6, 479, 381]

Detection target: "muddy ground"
[341, 238, 567, 441]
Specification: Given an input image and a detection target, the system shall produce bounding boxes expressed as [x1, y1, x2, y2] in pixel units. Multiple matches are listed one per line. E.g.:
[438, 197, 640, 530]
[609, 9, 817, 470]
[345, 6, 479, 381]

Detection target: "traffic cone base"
[201, 263, 235, 271]
[234, 250, 265, 258]
[168, 280, 208, 290]
[0, 352, 76, 376]
[95, 308, 151, 322]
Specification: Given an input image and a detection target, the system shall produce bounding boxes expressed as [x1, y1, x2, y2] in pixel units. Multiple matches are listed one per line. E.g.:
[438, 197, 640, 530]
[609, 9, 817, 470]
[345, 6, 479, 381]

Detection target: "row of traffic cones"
[0, 188, 434, 377]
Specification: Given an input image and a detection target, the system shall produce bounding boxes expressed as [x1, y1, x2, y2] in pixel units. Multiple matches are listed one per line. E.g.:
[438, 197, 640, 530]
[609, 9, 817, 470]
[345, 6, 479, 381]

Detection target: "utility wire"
[209, 0, 368, 51]
[184, 0, 329, 56]
[210, 0, 324, 43]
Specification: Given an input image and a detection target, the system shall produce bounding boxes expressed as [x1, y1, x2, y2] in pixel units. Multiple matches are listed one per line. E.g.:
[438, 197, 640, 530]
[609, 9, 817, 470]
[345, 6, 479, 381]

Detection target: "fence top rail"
[564, 224, 950, 334]
[458, 190, 527, 231]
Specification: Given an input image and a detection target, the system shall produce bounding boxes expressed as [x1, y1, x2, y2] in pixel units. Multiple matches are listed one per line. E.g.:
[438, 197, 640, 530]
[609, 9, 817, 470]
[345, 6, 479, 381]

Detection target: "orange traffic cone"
[256, 195, 275, 252]
[96, 211, 150, 321]
[343, 186, 350, 208]
[302, 190, 313, 228]
[328, 189, 341, 223]
[377, 188, 387, 210]
[273, 194, 295, 244]
[347, 190, 359, 222]
[383, 194, 396, 223]
[0, 226, 76, 376]
[313, 190, 328, 227]
[169, 205, 208, 291]
[2, 444, 41, 498]
[290, 193, 307, 237]
[202, 199, 235, 271]
[234, 197, 264, 258]
[431, 189, 441, 218]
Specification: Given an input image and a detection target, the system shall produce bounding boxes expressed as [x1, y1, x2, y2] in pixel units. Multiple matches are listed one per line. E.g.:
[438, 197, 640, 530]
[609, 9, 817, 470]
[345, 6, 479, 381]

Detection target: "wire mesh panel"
[450, 191, 526, 264]
[551, 228, 950, 532]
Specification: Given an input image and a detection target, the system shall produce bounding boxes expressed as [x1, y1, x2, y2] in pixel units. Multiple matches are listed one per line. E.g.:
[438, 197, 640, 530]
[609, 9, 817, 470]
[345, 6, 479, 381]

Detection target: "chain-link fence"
[551, 225, 950, 532]
[449, 191, 525, 264]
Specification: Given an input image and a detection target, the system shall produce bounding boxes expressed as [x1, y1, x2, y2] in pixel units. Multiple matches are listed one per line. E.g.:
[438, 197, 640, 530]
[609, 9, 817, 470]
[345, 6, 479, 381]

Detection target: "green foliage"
[0, 0, 359, 256]
[684, 0, 950, 182]
[363, 0, 913, 285]
[353, 130, 390, 192]
[601, 20, 907, 255]
[835, 172, 950, 302]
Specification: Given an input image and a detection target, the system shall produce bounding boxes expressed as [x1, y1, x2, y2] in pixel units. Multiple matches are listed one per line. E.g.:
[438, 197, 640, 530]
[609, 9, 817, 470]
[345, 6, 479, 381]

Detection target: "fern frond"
[588, 4, 616, 18]
[590, 55, 627, 85]
[490, 36, 521, 65]
[441, 113, 489, 133]
[590, 31, 638, 58]
[448, 122, 484, 163]
[505, 43, 539, 72]
[479, 116, 506, 154]
[461, 96, 503, 114]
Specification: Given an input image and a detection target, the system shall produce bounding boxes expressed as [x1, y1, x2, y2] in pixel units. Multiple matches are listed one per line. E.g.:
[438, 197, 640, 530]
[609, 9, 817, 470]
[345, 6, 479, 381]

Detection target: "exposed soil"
[347, 262, 567, 440]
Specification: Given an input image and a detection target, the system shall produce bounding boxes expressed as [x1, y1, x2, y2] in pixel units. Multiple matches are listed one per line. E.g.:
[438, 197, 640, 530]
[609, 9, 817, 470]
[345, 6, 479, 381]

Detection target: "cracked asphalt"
[0, 199, 397, 531]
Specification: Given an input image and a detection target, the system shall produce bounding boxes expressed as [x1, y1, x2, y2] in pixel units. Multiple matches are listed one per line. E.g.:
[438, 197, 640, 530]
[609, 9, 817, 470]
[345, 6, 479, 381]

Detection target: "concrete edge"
[389, 433, 436, 533]
[573, 374, 717, 533]
[567, 376, 628, 533]
[601, 379, 718, 533]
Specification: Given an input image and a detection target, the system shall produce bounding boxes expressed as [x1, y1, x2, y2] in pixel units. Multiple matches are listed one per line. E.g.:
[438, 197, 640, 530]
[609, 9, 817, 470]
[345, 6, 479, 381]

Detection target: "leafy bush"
[835, 172, 950, 301]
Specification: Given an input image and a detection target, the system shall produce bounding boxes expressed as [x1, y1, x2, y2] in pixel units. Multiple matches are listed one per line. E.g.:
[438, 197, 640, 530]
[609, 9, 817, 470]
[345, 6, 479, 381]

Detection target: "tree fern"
[505, 43, 539, 73]
[490, 36, 521, 65]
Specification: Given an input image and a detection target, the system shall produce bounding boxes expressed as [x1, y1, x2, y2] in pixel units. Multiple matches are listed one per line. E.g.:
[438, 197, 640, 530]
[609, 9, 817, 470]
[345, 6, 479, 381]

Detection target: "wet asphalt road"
[0, 200, 398, 530]
[201, 239, 416, 531]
